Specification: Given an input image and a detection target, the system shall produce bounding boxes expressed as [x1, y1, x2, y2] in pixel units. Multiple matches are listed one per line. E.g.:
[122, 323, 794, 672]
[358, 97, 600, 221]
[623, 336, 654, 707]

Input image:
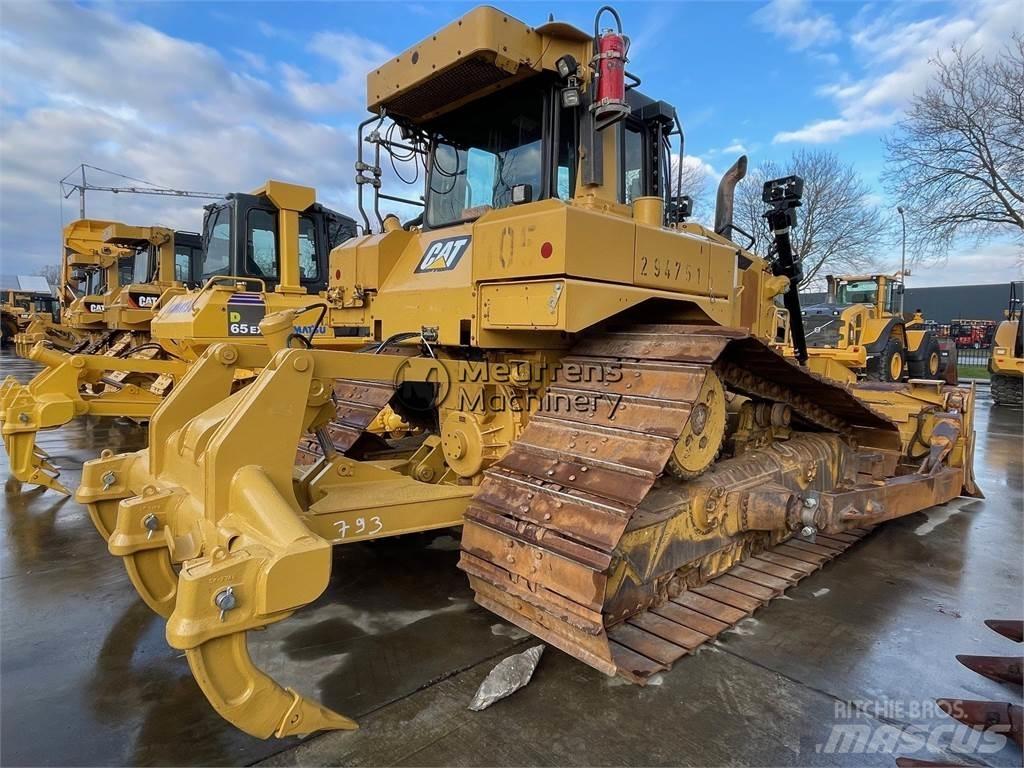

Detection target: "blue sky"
[1, 0, 1020, 286]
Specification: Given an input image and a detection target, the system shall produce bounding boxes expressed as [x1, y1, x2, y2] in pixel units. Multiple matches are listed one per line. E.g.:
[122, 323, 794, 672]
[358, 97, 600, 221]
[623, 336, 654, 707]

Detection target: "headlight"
[995, 347, 1008, 355]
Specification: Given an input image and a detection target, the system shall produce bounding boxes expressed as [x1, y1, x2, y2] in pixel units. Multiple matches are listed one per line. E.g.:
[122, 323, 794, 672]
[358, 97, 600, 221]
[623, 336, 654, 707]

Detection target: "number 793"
[334, 515, 384, 539]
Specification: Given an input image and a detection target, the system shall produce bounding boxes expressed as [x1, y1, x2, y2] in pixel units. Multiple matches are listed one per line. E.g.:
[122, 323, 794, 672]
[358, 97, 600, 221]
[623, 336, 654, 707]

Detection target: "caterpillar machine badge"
[795, 273, 956, 384]
[989, 281, 1023, 406]
[77, 5, 980, 740]
[1, 184, 357, 494]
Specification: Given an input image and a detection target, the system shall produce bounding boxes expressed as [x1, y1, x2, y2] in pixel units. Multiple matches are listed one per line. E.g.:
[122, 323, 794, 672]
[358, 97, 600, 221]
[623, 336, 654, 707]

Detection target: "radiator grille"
[380, 56, 517, 121]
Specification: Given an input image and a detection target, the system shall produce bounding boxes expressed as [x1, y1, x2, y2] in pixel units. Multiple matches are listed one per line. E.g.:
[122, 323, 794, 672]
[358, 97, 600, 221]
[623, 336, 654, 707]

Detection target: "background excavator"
[1, 184, 358, 493]
[75, 4, 980, 742]
[796, 273, 955, 384]
[990, 281, 1023, 406]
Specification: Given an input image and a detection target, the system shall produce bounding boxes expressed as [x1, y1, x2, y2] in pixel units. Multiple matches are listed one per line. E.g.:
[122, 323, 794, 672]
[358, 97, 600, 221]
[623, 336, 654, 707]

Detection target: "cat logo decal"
[415, 236, 470, 273]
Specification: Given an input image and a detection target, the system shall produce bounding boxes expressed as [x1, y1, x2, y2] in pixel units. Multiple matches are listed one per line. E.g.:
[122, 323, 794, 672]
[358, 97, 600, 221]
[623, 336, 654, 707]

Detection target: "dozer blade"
[986, 619, 1024, 643]
[956, 654, 1023, 687]
[936, 699, 1023, 748]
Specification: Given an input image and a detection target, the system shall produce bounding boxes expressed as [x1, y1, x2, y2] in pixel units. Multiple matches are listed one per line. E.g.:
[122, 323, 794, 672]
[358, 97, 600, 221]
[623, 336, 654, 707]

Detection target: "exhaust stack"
[714, 155, 748, 238]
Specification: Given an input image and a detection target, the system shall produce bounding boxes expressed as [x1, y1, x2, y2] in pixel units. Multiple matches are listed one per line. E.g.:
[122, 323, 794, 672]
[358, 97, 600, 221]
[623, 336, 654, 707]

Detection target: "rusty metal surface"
[296, 378, 396, 464]
[459, 324, 915, 682]
[936, 699, 1023, 748]
[986, 619, 1024, 644]
[955, 654, 1023, 687]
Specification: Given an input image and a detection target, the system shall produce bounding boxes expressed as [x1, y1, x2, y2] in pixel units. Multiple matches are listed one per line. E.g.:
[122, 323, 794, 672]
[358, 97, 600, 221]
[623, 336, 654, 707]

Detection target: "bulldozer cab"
[173, 231, 203, 286]
[65, 236, 133, 323]
[98, 225, 207, 325]
[357, 6, 682, 235]
[418, 84, 674, 229]
[200, 183, 355, 294]
[149, 181, 357, 347]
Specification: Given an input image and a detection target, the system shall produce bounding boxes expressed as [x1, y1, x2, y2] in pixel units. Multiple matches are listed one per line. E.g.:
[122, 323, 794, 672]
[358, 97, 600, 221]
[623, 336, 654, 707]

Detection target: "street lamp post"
[897, 206, 906, 316]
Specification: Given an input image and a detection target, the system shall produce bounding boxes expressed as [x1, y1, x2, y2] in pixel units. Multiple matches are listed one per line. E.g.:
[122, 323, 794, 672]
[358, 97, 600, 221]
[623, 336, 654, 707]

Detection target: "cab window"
[327, 216, 353, 249]
[298, 215, 319, 280]
[174, 246, 192, 282]
[622, 124, 644, 204]
[247, 209, 278, 278]
[836, 280, 878, 305]
[118, 257, 134, 287]
[202, 206, 231, 279]
[131, 249, 152, 284]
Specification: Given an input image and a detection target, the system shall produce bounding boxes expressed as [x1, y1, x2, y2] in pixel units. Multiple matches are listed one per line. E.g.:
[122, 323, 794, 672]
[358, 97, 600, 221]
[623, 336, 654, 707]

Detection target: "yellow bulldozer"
[990, 281, 1023, 406]
[1, 281, 59, 347]
[75, 5, 979, 741]
[796, 273, 955, 384]
[13, 220, 203, 357]
[1, 182, 358, 494]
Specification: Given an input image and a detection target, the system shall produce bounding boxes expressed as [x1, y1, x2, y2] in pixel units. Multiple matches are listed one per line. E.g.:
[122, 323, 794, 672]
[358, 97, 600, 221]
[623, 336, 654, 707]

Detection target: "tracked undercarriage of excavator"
[73, 4, 979, 742]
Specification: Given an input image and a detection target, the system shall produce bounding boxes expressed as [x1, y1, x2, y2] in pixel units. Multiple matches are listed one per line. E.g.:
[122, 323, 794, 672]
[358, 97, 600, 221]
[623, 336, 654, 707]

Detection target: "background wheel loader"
[2, 183, 360, 495]
[796, 273, 955, 384]
[989, 281, 1023, 406]
[75, 4, 979, 742]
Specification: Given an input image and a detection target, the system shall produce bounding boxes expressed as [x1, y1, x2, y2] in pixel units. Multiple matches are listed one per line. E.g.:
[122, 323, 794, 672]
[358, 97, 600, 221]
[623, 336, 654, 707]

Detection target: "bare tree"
[883, 35, 1024, 259]
[670, 155, 711, 222]
[36, 263, 62, 291]
[732, 149, 888, 288]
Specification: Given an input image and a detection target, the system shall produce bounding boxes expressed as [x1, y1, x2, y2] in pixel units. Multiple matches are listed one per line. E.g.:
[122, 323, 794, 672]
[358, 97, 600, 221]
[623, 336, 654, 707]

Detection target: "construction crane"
[59, 164, 224, 219]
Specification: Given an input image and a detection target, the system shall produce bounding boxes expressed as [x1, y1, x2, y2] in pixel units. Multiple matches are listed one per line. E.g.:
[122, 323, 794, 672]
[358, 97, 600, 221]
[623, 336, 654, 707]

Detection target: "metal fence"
[954, 346, 992, 370]
[926, 324, 994, 377]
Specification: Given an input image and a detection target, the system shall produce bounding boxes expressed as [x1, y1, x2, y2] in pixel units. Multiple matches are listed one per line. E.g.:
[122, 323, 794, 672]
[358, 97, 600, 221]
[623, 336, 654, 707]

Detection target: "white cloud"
[752, 0, 840, 51]
[234, 48, 268, 73]
[722, 142, 747, 155]
[0, 2, 390, 272]
[282, 32, 394, 114]
[773, 0, 1022, 143]
[893, 241, 1024, 287]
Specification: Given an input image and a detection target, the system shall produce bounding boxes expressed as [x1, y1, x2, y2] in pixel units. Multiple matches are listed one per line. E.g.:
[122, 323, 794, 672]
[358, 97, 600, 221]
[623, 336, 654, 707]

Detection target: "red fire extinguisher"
[592, 6, 630, 129]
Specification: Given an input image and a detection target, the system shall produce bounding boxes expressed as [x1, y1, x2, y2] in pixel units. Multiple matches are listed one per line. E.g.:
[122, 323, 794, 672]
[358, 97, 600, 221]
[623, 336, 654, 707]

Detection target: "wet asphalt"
[0, 344, 1021, 767]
